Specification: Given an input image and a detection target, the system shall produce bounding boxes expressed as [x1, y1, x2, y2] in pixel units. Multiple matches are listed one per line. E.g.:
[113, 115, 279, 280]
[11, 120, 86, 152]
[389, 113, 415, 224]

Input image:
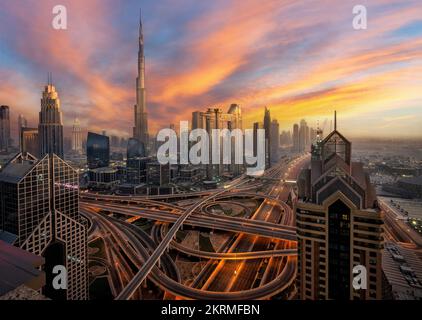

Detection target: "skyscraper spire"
[139, 8, 143, 44]
[133, 9, 149, 153]
[334, 110, 337, 131]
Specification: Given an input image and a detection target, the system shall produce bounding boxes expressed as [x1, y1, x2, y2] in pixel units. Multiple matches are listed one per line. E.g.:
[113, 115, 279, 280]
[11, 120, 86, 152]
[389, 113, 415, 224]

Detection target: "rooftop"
[0, 240, 45, 296]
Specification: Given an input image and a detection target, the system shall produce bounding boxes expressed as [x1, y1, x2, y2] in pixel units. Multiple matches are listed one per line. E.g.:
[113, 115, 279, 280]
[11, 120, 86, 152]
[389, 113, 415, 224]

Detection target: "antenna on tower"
[334, 110, 337, 131]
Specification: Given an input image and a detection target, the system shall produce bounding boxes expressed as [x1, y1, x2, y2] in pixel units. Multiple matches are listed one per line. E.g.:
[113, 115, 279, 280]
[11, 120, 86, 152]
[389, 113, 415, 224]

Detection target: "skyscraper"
[0, 105, 11, 152]
[71, 118, 83, 153]
[87, 132, 110, 169]
[126, 138, 148, 185]
[38, 75, 64, 158]
[270, 119, 280, 163]
[133, 11, 149, 151]
[293, 123, 299, 152]
[192, 111, 204, 130]
[295, 112, 384, 300]
[192, 105, 243, 179]
[18, 114, 27, 131]
[263, 107, 271, 169]
[299, 119, 307, 152]
[20, 128, 39, 158]
[0, 153, 88, 300]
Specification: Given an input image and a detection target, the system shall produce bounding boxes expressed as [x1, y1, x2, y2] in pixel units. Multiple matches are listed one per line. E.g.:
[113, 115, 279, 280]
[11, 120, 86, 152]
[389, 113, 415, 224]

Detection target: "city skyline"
[0, 0, 421, 140]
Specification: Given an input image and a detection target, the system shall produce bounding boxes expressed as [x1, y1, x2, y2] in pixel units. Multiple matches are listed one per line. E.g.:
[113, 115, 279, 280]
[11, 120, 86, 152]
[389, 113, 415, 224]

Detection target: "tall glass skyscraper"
[86, 132, 110, 169]
[0, 153, 88, 300]
[295, 113, 384, 300]
[0, 105, 11, 152]
[38, 76, 64, 158]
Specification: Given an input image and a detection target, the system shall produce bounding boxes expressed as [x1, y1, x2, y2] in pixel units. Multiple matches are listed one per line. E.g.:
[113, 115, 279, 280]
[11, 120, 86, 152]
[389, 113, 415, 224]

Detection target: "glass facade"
[87, 132, 110, 169]
[127, 137, 145, 159]
[0, 153, 88, 300]
[328, 199, 351, 300]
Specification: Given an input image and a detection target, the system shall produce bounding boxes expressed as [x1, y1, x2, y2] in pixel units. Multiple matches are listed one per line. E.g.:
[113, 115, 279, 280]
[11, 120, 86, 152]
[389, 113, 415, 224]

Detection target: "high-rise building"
[293, 123, 299, 152]
[192, 104, 243, 179]
[263, 107, 271, 169]
[18, 114, 27, 132]
[270, 119, 280, 163]
[20, 128, 39, 158]
[280, 130, 292, 146]
[192, 111, 204, 130]
[295, 112, 384, 300]
[126, 138, 148, 184]
[133, 11, 149, 151]
[298, 119, 307, 152]
[38, 75, 64, 158]
[0, 105, 11, 152]
[86, 132, 110, 169]
[0, 153, 88, 300]
[71, 118, 83, 153]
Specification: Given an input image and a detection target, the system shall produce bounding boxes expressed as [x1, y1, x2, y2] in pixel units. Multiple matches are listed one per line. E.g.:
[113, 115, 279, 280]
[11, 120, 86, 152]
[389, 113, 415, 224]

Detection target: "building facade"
[270, 119, 280, 163]
[38, 78, 64, 158]
[133, 13, 149, 150]
[71, 118, 83, 153]
[20, 128, 39, 158]
[86, 132, 110, 169]
[263, 107, 271, 169]
[0, 106, 11, 152]
[295, 113, 384, 300]
[0, 153, 88, 300]
[191, 104, 243, 179]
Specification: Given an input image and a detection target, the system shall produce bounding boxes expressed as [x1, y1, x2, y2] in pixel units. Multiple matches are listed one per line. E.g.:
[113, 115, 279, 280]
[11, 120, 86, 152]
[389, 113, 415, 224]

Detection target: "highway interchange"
[81, 155, 311, 300]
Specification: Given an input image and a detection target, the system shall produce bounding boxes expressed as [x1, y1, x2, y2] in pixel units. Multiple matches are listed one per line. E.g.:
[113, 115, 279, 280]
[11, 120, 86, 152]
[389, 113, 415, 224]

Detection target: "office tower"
[253, 122, 261, 158]
[64, 137, 72, 154]
[110, 135, 120, 148]
[0, 153, 88, 300]
[263, 107, 271, 169]
[270, 119, 280, 163]
[295, 112, 384, 300]
[71, 118, 83, 153]
[18, 114, 27, 129]
[0, 105, 11, 152]
[38, 75, 64, 158]
[147, 161, 170, 186]
[20, 128, 39, 158]
[133, 11, 149, 151]
[298, 119, 307, 152]
[280, 130, 292, 146]
[192, 111, 204, 130]
[127, 137, 145, 159]
[86, 132, 110, 169]
[293, 123, 299, 152]
[192, 104, 243, 179]
[126, 138, 148, 184]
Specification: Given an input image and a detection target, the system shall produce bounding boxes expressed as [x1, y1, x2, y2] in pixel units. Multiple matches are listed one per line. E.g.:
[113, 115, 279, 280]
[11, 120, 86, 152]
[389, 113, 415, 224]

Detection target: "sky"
[0, 0, 421, 140]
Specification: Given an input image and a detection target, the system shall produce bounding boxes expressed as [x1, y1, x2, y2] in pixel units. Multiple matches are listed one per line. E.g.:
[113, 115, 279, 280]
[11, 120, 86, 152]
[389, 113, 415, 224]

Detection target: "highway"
[115, 178, 252, 300]
[81, 155, 309, 300]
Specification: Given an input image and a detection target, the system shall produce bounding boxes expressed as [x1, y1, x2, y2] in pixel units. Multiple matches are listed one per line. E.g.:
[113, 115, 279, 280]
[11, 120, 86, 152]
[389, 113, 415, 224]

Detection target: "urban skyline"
[1, 0, 422, 304]
[0, 0, 421, 140]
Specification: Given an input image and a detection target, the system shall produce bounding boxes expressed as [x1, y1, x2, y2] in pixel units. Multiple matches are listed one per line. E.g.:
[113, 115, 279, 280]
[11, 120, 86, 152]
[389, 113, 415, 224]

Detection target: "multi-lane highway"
[82, 154, 310, 300]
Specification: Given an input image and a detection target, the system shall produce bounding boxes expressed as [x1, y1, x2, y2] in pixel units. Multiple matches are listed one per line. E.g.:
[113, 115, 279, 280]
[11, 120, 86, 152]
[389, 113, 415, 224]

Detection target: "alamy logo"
[352, 5, 367, 30]
[156, 121, 266, 176]
[52, 265, 67, 290]
[352, 265, 367, 290]
[52, 5, 67, 30]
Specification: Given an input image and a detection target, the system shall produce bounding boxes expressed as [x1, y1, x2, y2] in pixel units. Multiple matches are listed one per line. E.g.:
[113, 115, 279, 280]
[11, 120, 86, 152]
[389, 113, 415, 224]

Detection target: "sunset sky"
[0, 0, 421, 140]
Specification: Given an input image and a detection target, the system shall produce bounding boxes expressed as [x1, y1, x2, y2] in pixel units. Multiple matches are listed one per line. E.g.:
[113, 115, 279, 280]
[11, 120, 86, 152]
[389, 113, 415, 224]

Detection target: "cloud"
[0, 0, 421, 139]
